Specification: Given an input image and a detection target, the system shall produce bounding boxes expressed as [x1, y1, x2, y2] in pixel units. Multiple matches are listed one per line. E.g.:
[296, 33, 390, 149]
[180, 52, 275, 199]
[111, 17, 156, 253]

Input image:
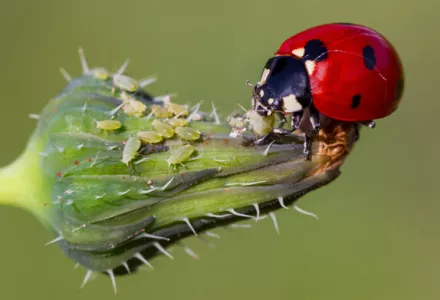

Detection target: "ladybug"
[249, 23, 404, 158]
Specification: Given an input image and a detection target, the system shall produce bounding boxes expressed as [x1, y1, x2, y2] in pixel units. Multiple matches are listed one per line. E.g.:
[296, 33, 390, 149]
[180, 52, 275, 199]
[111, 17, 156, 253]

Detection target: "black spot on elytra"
[303, 39, 328, 62]
[362, 45, 376, 70]
[396, 77, 404, 100]
[351, 94, 361, 109]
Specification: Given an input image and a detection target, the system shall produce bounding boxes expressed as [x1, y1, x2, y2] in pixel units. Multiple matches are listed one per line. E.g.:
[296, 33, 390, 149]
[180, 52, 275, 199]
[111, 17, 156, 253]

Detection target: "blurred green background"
[0, 0, 438, 299]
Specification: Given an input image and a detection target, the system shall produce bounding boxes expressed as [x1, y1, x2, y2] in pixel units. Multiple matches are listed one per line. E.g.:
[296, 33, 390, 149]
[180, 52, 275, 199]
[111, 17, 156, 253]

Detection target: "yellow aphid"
[137, 131, 163, 144]
[167, 103, 189, 117]
[122, 137, 141, 165]
[167, 145, 195, 166]
[122, 99, 147, 117]
[168, 118, 187, 128]
[96, 120, 122, 131]
[245, 110, 275, 136]
[175, 126, 200, 141]
[113, 75, 139, 92]
[90, 68, 109, 80]
[152, 120, 174, 138]
[151, 105, 172, 118]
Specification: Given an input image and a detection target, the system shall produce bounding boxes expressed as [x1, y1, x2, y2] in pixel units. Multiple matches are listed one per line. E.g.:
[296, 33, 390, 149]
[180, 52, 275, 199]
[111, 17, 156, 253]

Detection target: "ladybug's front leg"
[303, 105, 321, 160]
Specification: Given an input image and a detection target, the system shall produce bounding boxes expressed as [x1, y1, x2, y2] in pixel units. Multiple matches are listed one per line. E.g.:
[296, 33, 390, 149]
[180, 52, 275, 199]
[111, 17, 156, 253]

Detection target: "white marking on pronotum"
[227, 208, 254, 219]
[28, 114, 40, 120]
[59, 67, 72, 82]
[134, 253, 154, 269]
[115, 59, 130, 76]
[252, 203, 260, 221]
[259, 68, 270, 84]
[204, 231, 220, 239]
[206, 212, 229, 219]
[136, 232, 169, 241]
[259, 89, 264, 97]
[291, 48, 305, 58]
[305, 60, 316, 75]
[268, 98, 274, 105]
[269, 212, 280, 235]
[78, 48, 89, 74]
[278, 196, 289, 209]
[211, 102, 221, 124]
[108, 102, 125, 116]
[80, 269, 93, 289]
[106, 269, 117, 295]
[229, 223, 252, 229]
[225, 181, 266, 187]
[94, 193, 105, 200]
[182, 218, 197, 236]
[122, 261, 130, 274]
[263, 140, 275, 156]
[153, 242, 174, 260]
[293, 204, 319, 220]
[282, 94, 302, 113]
[45, 235, 63, 246]
[117, 188, 131, 196]
[139, 76, 157, 88]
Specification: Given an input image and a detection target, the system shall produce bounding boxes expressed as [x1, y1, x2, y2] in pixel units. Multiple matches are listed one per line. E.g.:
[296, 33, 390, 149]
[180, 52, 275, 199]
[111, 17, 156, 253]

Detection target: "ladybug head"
[250, 55, 312, 117]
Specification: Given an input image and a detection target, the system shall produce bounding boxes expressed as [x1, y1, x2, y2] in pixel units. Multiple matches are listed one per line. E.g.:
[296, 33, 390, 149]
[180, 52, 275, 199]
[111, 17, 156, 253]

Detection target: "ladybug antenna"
[245, 80, 255, 88]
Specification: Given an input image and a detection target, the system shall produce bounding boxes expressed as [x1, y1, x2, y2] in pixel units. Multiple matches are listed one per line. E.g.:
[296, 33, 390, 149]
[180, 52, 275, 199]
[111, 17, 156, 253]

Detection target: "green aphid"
[168, 118, 187, 128]
[166, 144, 195, 166]
[152, 119, 174, 138]
[113, 75, 139, 92]
[175, 126, 200, 141]
[89, 68, 109, 80]
[245, 110, 275, 136]
[151, 105, 172, 118]
[122, 137, 141, 165]
[96, 120, 122, 131]
[138, 131, 163, 144]
[167, 103, 189, 117]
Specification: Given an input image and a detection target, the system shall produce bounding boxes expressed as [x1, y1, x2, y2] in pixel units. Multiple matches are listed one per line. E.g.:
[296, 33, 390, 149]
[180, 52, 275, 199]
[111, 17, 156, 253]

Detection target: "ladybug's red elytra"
[250, 22, 404, 158]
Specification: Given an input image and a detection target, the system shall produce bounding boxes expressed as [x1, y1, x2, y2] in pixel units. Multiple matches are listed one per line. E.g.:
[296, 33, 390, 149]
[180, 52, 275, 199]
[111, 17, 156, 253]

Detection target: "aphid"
[122, 137, 141, 165]
[151, 105, 172, 118]
[152, 120, 174, 138]
[166, 145, 195, 166]
[122, 99, 147, 117]
[228, 115, 247, 138]
[168, 118, 187, 128]
[245, 110, 275, 136]
[175, 126, 201, 141]
[96, 120, 122, 131]
[167, 103, 189, 117]
[112, 75, 139, 92]
[137, 131, 163, 144]
[89, 68, 110, 80]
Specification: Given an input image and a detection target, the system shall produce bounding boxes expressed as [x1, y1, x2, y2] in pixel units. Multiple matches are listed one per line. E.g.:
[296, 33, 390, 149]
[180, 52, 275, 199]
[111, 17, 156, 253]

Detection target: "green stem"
[0, 137, 48, 219]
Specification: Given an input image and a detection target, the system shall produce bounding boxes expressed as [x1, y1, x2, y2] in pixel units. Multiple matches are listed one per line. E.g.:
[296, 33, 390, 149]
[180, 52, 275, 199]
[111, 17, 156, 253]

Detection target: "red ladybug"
[250, 23, 404, 157]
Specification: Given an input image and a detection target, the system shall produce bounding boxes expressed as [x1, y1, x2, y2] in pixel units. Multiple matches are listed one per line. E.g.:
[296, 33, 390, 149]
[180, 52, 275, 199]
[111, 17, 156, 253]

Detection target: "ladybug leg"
[304, 134, 313, 160]
[273, 113, 291, 135]
[358, 120, 376, 128]
[308, 104, 321, 133]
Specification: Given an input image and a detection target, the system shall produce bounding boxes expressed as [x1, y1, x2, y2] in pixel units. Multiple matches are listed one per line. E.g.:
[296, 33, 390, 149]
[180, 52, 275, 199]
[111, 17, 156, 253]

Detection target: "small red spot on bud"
[223, 139, 229, 144]
[56, 171, 62, 177]
[87, 157, 92, 162]
[147, 180, 153, 185]
[225, 188, 231, 192]
[74, 160, 79, 166]
[180, 173, 184, 177]
[122, 140, 127, 145]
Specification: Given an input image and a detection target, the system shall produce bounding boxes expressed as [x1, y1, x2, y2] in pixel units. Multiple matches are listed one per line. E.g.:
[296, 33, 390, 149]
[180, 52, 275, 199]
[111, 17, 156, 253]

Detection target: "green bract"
[0, 50, 358, 293]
